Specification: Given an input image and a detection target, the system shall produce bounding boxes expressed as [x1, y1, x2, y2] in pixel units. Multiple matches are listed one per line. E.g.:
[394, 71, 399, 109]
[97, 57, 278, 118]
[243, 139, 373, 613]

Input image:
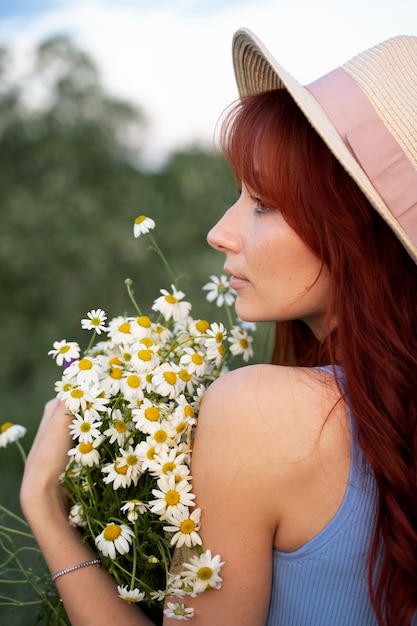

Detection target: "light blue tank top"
[265, 365, 415, 625]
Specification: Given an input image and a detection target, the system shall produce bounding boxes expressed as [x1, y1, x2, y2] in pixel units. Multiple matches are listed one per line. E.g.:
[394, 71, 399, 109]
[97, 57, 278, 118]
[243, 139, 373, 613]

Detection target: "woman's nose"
[207, 205, 238, 253]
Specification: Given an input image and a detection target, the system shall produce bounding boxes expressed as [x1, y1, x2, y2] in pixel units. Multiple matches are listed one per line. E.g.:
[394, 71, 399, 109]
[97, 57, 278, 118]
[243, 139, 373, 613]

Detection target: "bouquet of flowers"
[45, 216, 255, 623]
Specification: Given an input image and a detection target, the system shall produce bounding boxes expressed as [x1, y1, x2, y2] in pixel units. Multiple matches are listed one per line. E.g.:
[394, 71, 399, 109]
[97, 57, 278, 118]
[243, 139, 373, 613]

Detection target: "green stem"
[148, 233, 177, 287]
[125, 279, 142, 316]
[0, 505, 30, 527]
[14, 439, 27, 465]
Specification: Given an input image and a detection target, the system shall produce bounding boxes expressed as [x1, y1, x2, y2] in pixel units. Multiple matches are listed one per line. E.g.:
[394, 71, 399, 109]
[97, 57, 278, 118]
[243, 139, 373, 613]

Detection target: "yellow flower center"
[179, 519, 195, 534]
[110, 367, 123, 379]
[154, 430, 167, 444]
[179, 369, 191, 382]
[215, 332, 224, 343]
[240, 338, 249, 349]
[103, 523, 122, 541]
[184, 405, 194, 418]
[145, 407, 160, 421]
[62, 382, 72, 392]
[118, 322, 131, 334]
[147, 446, 156, 460]
[165, 490, 180, 506]
[79, 442, 93, 454]
[140, 336, 153, 347]
[218, 344, 226, 356]
[191, 353, 203, 365]
[71, 388, 84, 398]
[136, 315, 151, 328]
[126, 454, 139, 466]
[80, 422, 91, 432]
[164, 295, 177, 304]
[115, 461, 128, 475]
[138, 349, 152, 362]
[1, 422, 13, 433]
[135, 215, 146, 225]
[122, 596, 138, 604]
[196, 320, 210, 333]
[59, 345, 70, 354]
[163, 371, 177, 385]
[78, 358, 93, 371]
[127, 374, 141, 388]
[162, 461, 176, 474]
[115, 420, 127, 433]
[197, 566, 213, 581]
[110, 356, 122, 366]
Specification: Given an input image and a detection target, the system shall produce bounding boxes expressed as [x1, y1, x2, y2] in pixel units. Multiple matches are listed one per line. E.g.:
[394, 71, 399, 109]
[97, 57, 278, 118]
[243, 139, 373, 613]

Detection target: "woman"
[21, 29, 417, 625]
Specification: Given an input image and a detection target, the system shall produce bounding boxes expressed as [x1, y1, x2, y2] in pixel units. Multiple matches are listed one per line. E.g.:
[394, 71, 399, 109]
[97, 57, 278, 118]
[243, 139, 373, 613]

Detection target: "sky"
[0, 0, 416, 166]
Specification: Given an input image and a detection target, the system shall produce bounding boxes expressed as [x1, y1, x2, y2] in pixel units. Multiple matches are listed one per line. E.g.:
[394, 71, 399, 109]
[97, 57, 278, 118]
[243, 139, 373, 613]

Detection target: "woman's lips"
[229, 275, 249, 289]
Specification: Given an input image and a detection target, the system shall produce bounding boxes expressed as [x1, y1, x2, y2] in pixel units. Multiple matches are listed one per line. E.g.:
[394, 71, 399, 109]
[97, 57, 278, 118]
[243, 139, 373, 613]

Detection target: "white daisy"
[60, 384, 89, 413]
[135, 437, 159, 472]
[65, 356, 102, 386]
[103, 409, 132, 446]
[151, 362, 183, 399]
[120, 499, 148, 522]
[117, 585, 146, 603]
[102, 459, 137, 490]
[228, 326, 254, 362]
[68, 503, 87, 528]
[131, 343, 160, 373]
[179, 347, 206, 376]
[0, 422, 27, 448]
[69, 410, 103, 443]
[118, 445, 143, 480]
[106, 316, 135, 344]
[149, 474, 195, 517]
[133, 215, 155, 238]
[204, 322, 227, 366]
[151, 285, 192, 322]
[81, 308, 107, 334]
[119, 372, 144, 402]
[163, 602, 194, 620]
[202, 274, 236, 307]
[130, 314, 153, 339]
[163, 507, 202, 548]
[131, 398, 162, 431]
[48, 339, 80, 366]
[68, 437, 102, 467]
[95, 523, 134, 559]
[182, 549, 225, 594]
[147, 448, 188, 479]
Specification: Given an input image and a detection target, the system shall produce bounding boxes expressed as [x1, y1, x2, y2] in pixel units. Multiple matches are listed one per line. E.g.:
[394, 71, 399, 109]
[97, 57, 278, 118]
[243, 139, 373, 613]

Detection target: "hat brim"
[232, 28, 417, 263]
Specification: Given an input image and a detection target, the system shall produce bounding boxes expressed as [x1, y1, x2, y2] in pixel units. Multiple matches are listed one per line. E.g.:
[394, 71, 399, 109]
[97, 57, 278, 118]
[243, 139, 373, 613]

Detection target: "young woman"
[21, 29, 417, 625]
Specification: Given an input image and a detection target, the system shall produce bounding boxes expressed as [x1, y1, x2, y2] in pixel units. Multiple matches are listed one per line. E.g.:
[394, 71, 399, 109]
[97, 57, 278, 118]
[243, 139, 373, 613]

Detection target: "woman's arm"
[20, 399, 154, 625]
[20, 376, 277, 625]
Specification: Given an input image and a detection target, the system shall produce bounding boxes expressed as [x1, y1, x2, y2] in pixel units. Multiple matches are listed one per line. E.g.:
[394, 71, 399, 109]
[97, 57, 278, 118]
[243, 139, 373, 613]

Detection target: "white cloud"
[1, 0, 416, 166]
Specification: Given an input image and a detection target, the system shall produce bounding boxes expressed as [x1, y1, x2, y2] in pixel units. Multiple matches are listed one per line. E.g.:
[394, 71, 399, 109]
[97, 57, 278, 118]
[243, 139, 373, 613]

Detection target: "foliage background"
[0, 35, 272, 624]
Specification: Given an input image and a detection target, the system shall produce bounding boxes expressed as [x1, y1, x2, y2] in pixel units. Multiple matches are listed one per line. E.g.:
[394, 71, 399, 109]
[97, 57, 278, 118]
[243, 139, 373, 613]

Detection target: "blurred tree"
[0, 34, 239, 443]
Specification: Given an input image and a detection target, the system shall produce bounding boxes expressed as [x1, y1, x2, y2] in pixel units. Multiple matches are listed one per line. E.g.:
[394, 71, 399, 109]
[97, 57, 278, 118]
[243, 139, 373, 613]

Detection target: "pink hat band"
[307, 69, 417, 248]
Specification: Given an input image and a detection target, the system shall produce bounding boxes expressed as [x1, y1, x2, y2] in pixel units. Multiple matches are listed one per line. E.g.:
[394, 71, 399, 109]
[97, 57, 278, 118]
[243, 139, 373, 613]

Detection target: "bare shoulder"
[198, 363, 344, 451]
[194, 363, 350, 553]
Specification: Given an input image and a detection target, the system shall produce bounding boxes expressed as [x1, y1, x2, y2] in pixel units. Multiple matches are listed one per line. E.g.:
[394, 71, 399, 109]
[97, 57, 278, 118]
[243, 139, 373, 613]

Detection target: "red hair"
[220, 89, 417, 625]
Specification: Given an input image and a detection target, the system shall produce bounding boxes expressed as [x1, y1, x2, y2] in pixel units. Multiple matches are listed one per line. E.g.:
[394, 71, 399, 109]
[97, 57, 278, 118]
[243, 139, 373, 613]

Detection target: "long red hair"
[220, 89, 417, 625]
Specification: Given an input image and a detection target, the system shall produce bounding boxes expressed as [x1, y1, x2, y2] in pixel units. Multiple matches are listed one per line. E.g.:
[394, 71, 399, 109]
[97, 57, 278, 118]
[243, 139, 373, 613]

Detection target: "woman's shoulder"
[194, 364, 350, 551]
[198, 363, 346, 461]
[202, 364, 342, 421]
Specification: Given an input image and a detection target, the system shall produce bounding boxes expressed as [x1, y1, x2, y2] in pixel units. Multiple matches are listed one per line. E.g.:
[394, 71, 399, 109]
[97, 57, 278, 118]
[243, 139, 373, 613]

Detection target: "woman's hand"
[20, 397, 73, 521]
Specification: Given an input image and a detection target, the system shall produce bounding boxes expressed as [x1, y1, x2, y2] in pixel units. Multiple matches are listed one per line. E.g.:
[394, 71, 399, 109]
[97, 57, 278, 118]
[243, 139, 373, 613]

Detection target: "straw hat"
[232, 29, 417, 263]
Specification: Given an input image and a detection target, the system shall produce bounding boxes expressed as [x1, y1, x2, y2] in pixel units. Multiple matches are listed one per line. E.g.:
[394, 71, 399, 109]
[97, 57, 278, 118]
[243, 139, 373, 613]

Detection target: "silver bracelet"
[51, 558, 101, 584]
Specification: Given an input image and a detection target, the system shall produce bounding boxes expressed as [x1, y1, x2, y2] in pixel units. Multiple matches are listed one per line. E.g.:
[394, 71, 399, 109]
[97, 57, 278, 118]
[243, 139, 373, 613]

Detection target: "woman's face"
[207, 184, 331, 339]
